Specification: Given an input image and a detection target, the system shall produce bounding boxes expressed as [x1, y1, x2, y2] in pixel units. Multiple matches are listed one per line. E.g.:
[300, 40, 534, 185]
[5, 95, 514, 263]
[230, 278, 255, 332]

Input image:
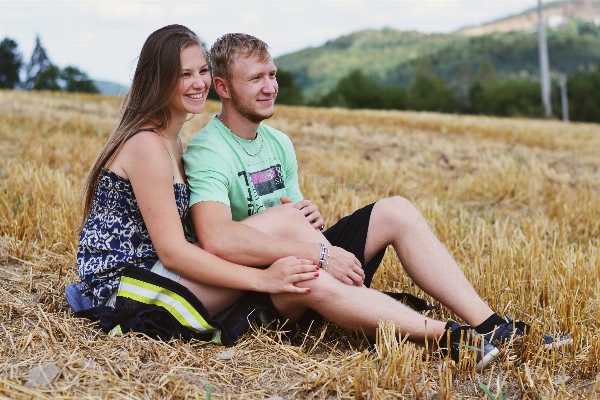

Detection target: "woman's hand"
[261, 256, 319, 294]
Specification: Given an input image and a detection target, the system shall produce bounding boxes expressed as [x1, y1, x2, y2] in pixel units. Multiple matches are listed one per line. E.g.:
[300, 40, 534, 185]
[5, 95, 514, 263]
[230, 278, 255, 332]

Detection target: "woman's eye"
[200, 68, 209, 74]
[182, 72, 191, 78]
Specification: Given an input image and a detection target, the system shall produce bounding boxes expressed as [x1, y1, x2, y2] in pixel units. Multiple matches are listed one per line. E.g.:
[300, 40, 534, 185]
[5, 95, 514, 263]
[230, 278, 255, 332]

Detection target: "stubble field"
[0, 90, 599, 399]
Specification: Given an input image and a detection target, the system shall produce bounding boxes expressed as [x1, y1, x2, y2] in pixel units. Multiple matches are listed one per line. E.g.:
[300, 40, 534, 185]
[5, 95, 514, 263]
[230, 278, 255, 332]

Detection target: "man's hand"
[280, 196, 364, 286]
[281, 196, 325, 231]
[327, 246, 365, 286]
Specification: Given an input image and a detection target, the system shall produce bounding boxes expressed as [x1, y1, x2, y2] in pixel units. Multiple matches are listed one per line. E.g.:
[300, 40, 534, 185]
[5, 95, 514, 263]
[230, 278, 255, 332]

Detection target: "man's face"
[228, 53, 278, 123]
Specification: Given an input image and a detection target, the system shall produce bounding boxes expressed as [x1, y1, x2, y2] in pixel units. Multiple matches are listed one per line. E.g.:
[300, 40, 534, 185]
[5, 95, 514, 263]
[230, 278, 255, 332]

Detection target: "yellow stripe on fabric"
[212, 331, 222, 344]
[118, 276, 216, 333]
[109, 324, 122, 336]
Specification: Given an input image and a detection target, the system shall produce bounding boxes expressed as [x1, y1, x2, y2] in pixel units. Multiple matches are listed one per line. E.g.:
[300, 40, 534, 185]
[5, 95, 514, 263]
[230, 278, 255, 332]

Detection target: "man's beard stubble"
[229, 87, 275, 124]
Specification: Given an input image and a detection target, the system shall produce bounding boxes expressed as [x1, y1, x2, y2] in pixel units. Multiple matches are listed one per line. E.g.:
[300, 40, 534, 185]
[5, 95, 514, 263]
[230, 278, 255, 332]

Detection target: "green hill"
[274, 21, 600, 101]
[93, 80, 129, 96]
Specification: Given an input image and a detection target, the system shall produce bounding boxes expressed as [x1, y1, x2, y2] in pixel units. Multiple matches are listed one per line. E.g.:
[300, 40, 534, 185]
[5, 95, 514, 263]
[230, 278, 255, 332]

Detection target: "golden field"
[0, 89, 599, 399]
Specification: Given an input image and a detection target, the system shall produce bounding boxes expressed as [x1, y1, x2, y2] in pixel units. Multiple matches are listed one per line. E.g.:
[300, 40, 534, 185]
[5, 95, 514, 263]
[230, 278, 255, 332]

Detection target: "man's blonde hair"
[210, 33, 271, 81]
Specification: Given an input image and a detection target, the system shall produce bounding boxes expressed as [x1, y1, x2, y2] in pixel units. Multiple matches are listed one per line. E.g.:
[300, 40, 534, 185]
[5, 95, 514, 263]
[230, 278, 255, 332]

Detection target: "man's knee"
[306, 272, 341, 302]
[375, 196, 422, 227]
[278, 272, 340, 306]
[270, 272, 340, 321]
[275, 205, 313, 236]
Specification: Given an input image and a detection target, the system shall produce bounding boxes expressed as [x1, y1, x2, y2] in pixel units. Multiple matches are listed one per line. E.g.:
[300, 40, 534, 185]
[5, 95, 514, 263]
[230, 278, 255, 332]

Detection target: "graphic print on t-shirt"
[237, 164, 284, 216]
[251, 164, 284, 196]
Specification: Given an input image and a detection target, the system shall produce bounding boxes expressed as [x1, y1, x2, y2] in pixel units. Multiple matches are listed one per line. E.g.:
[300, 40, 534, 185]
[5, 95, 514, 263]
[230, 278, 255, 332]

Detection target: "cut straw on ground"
[1, 90, 599, 398]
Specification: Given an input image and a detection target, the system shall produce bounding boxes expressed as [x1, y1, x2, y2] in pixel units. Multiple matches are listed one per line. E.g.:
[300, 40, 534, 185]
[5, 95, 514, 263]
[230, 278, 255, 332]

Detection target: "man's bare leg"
[189, 203, 486, 345]
[245, 201, 494, 326]
[240, 204, 448, 343]
[364, 197, 494, 326]
[271, 271, 448, 342]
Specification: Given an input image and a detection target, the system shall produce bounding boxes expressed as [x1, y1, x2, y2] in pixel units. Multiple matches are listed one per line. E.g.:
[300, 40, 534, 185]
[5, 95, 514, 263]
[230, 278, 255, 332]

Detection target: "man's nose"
[263, 78, 277, 94]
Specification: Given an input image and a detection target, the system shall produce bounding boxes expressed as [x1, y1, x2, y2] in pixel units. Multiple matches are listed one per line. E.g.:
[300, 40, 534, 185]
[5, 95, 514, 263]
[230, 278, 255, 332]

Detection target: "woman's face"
[169, 45, 211, 119]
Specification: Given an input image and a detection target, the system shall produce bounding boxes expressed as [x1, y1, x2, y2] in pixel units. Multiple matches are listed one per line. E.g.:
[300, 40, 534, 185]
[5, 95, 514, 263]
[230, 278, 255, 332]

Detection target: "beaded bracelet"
[318, 243, 327, 269]
[324, 245, 330, 272]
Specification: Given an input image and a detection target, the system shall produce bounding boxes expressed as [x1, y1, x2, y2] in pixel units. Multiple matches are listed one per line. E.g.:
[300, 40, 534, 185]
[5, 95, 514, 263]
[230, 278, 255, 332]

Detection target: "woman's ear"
[213, 77, 230, 99]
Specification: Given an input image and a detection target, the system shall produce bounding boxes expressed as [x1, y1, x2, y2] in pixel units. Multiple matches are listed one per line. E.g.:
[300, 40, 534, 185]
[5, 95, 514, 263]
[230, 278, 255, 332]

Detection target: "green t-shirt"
[184, 116, 303, 221]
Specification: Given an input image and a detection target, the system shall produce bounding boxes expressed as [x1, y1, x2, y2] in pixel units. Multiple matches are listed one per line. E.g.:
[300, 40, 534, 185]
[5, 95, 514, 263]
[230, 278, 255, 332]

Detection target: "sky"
[0, 0, 551, 86]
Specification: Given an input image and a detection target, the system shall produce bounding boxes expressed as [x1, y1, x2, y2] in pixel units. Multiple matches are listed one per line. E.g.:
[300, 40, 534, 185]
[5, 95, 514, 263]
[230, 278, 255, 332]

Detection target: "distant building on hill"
[457, 0, 600, 36]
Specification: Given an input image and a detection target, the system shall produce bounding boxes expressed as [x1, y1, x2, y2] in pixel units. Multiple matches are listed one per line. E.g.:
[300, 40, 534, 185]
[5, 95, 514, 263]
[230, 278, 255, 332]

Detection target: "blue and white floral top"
[77, 169, 196, 306]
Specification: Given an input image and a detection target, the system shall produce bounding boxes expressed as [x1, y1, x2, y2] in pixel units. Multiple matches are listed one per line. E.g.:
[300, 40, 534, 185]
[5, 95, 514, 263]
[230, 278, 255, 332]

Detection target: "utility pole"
[538, 0, 552, 118]
[560, 73, 569, 122]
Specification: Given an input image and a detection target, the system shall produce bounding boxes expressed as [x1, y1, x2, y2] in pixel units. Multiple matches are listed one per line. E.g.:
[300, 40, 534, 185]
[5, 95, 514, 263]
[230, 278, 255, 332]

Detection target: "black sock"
[474, 313, 506, 334]
[444, 320, 459, 330]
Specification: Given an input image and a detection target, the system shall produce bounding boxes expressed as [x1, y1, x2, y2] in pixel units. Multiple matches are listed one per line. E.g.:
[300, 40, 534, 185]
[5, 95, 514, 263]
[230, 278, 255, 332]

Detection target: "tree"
[567, 68, 600, 123]
[468, 59, 499, 113]
[409, 76, 460, 113]
[23, 36, 98, 93]
[335, 69, 385, 109]
[472, 79, 543, 117]
[30, 64, 62, 91]
[24, 35, 54, 90]
[381, 86, 407, 110]
[413, 58, 437, 80]
[407, 57, 460, 113]
[0, 38, 23, 89]
[455, 62, 473, 107]
[275, 69, 304, 105]
[61, 66, 99, 93]
[474, 59, 498, 90]
[319, 69, 406, 110]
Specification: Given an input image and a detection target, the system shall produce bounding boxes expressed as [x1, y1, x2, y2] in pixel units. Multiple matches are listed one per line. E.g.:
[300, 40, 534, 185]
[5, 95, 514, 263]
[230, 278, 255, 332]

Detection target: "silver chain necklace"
[217, 115, 264, 157]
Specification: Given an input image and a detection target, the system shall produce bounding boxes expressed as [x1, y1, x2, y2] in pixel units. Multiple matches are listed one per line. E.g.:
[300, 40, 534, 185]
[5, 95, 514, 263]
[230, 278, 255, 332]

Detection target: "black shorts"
[323, 202, 385, 287]
[293, 202, 386, 327]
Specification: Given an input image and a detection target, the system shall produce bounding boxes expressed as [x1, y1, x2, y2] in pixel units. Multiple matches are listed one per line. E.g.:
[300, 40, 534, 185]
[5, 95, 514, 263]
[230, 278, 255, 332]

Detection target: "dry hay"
[1, 90, 600, 399]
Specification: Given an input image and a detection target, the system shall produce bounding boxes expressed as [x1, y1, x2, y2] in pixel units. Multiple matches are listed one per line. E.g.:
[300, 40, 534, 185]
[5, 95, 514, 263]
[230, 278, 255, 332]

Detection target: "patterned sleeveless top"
[77, 169, 196, 306]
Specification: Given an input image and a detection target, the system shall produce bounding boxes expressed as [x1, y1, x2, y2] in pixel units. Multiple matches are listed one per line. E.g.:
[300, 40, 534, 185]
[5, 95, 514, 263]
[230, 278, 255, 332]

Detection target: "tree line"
[276, 57, 600, 124]
[3, 34, 598, 123]
[0, 36, 98, 93]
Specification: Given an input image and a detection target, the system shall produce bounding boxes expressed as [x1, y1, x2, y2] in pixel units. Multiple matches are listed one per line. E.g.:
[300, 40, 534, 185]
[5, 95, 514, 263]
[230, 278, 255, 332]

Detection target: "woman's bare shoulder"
[110, 131, 170, 179]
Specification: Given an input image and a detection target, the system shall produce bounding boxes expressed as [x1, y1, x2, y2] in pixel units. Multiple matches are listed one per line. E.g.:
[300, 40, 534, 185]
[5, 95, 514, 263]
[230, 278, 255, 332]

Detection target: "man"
[183, 33, 569, 369]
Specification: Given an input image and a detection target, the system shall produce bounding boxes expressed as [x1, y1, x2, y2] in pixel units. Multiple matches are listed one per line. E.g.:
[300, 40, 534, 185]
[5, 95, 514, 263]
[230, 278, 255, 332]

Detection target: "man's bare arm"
[192, 201, 365, 285]
[191, 201, 323, 267]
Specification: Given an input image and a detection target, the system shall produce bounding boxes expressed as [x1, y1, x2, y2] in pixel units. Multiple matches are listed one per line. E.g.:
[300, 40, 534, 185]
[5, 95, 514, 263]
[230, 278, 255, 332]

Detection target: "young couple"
[69, 24, 570, 371]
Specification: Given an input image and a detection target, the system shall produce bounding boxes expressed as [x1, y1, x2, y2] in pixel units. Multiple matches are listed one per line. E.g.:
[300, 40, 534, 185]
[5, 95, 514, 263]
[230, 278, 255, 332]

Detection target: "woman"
[74, 25, 318, 343]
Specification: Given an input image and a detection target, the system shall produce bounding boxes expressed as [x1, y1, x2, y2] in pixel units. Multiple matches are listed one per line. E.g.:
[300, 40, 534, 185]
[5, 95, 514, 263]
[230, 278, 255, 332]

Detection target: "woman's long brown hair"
[77, 24, 201, 233]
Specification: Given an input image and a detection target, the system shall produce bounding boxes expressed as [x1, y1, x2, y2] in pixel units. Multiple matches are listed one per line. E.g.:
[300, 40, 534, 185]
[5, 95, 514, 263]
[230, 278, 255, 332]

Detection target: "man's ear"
[213, 77, 231, 100]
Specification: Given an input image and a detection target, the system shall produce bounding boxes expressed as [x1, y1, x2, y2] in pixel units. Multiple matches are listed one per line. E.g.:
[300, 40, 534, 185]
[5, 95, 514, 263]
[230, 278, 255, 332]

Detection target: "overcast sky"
[0, 0, 550, 85]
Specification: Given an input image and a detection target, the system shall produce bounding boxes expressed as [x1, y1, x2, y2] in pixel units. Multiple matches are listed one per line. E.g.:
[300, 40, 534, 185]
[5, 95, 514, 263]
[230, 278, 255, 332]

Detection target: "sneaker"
[481, 317, 573, 349]
[439, 321, 499, 372]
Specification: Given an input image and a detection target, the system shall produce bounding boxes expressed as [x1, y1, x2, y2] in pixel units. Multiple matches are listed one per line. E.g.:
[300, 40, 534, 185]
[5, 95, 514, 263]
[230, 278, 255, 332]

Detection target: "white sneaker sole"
[476, 346, 500, 372]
